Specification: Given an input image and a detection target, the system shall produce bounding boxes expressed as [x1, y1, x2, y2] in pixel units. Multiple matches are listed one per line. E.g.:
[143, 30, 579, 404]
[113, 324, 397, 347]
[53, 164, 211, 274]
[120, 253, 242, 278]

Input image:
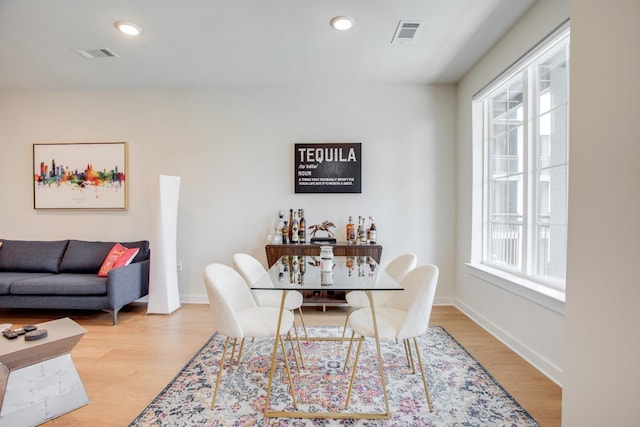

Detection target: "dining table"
[251, 254, 403, 420]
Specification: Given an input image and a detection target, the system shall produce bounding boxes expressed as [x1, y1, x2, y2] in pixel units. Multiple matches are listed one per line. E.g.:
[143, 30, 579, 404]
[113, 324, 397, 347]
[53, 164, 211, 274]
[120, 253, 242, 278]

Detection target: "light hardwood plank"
[0, 304, 560, 426]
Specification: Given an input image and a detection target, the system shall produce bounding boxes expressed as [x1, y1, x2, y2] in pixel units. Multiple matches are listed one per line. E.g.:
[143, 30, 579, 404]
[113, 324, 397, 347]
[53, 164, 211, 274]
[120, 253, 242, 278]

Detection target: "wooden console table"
[266, 243, 382, 267]
[265, 243, 382, 308]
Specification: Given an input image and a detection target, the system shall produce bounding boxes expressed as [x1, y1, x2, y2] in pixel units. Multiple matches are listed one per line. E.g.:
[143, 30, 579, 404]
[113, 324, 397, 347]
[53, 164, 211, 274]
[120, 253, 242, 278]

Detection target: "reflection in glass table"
[256, 255, 402, 292]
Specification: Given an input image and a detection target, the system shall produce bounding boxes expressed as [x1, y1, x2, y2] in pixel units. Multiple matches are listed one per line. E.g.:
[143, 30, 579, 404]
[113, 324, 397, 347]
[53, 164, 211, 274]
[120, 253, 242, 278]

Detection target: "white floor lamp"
[147, 175, 181, 314]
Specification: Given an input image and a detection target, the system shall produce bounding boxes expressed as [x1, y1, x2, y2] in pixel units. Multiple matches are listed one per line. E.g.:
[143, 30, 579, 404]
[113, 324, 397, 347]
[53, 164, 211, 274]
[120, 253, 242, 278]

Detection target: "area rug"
[130, 326, 539, 426]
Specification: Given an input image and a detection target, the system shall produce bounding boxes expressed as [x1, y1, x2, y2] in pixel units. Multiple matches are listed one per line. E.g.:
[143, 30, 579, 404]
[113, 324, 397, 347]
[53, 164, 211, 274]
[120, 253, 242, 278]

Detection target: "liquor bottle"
[282, 220, 290, 244]
[298, 209, 306, 243]
[368, 216, 377, 244]
[291, 210, 299, 244]
[358, 216, 366, 244]
[273, 210, 284, 244]
[346, 216, 355, 244]
[288, 209, 294, 242]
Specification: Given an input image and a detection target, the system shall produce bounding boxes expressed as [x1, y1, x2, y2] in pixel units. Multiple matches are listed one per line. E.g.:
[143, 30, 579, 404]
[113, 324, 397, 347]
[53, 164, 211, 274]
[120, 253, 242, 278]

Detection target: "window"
[475, 25, 570, 291]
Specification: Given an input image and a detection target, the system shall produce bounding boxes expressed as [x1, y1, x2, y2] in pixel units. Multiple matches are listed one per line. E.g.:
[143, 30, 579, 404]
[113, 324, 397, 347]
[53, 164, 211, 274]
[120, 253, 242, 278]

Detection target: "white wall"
[0, 85, 457, 305]
[456, 0, 569, 386]
[563, 1, 640, 425]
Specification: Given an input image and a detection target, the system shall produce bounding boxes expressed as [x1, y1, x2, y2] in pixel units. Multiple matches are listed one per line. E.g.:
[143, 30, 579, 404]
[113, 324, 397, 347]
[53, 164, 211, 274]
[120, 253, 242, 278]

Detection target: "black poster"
[294, 143, 362, 193]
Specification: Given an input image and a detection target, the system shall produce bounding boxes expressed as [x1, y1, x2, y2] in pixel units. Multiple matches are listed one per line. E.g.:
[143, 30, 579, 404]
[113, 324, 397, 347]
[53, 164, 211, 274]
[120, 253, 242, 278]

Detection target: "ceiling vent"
[391, 20, 423, 45]
[73, 48, 119, 59]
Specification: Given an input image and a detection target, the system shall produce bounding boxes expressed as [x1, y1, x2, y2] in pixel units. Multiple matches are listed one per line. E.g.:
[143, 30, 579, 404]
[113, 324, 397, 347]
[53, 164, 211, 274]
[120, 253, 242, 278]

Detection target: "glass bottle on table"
[282, 220, 290, 244]
[368, 216, 377, 244]
[298, 209, 306, 243]
[346, 216, 355, 244]
[272, 210, 284, 244]
[288, 209, 294, 241]
[357, 216, 366, 244]
[291, 211, 299, 244]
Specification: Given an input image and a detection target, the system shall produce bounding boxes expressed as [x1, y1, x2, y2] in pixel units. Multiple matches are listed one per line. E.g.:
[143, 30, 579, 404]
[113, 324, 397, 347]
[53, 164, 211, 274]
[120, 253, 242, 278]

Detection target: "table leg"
[366, 290, 391, 417]
[264, 290, 297, 416]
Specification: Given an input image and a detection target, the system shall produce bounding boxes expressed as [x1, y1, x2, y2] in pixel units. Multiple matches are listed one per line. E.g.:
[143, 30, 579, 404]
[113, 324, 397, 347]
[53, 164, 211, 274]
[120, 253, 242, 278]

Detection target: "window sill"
[465, 263, 565, 315]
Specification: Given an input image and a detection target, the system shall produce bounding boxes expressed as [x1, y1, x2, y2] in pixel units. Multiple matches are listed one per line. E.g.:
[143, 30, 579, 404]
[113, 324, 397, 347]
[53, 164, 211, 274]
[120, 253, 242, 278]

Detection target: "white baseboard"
[434, 296, 456, 306]
[454, 299, 563, 387]
[178, 294, 209, 304]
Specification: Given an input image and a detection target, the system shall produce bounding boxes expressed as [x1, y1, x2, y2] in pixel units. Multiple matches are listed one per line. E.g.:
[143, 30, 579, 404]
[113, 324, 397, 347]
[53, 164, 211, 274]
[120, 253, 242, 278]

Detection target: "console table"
[265, 243, 382, 267]
[265, 243, 382, 307]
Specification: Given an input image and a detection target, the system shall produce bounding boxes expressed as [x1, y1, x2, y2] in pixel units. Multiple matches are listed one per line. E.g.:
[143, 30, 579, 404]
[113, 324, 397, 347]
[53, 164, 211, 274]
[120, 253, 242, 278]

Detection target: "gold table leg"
[264, 290, 297, 416]
[366, 290, 391, 417]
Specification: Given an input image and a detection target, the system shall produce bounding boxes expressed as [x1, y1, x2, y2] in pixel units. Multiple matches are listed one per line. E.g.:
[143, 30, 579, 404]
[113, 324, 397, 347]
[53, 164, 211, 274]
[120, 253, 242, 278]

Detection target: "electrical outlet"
[177, 261, 183, 272]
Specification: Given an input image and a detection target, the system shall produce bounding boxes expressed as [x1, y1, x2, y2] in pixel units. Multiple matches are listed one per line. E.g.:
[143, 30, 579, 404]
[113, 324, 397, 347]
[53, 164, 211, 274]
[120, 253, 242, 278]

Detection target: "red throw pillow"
[98, 243, 139, 277]
[112, 247, 139, 269]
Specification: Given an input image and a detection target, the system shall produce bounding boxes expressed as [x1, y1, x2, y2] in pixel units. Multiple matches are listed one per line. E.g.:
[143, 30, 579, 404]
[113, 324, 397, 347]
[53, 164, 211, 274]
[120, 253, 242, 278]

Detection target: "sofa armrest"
[105, 259, 150, 309]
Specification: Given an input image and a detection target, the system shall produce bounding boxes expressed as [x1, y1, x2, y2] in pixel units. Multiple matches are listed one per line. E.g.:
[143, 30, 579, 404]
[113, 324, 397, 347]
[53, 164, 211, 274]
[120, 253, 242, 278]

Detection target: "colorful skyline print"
[34, 159, 125, 188]
[33, 142, 128, 209]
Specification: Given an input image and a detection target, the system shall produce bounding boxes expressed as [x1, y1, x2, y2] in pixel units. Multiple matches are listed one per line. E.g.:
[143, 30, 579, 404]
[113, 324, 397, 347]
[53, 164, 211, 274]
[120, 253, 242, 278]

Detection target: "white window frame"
[469, 22, 570, 309]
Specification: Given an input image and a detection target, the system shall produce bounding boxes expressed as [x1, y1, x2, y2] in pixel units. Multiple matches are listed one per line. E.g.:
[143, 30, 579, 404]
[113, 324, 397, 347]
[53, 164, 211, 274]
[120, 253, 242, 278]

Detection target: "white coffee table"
[0, 317, 89, 426]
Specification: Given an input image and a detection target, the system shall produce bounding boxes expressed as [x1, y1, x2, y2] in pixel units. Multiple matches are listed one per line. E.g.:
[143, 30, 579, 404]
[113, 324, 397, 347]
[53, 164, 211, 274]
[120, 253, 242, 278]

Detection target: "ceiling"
[0, 0, 536, 91]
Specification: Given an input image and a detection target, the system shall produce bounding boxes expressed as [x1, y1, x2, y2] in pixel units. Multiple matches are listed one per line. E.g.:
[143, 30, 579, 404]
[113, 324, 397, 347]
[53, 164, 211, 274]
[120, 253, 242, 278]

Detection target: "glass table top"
[251, 255, 403, 291]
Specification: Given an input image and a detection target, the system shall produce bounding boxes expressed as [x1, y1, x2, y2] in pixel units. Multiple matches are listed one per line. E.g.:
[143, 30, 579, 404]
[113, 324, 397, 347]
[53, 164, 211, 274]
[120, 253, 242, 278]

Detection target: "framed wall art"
[294, 142, 362, 194]
[33, 142, 128, 210]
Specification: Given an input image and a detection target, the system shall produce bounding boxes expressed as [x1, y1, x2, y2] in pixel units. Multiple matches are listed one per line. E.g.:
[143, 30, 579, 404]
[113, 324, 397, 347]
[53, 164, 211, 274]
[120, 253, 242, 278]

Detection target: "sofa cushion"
[9, 273, 107, 295]
[58, 240, 114, 273]
[0, 240, 69, 273]
[59, 240, 150, 273]
[0, 272, 54, 294]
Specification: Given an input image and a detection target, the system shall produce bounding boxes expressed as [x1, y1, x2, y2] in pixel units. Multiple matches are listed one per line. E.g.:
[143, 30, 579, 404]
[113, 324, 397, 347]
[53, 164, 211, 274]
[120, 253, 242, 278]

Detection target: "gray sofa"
[0, 239, 150, 325]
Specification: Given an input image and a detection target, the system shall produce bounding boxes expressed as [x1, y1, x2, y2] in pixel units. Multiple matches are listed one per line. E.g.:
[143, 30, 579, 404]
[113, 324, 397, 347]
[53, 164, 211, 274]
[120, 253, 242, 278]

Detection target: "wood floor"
[0, 304, 561, 426]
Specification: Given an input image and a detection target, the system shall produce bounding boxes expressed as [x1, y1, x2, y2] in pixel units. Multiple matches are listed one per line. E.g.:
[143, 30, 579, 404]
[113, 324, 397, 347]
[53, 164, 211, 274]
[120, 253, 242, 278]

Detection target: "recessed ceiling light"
[115, 21, 142, 36]
[330, 16, 353, 31]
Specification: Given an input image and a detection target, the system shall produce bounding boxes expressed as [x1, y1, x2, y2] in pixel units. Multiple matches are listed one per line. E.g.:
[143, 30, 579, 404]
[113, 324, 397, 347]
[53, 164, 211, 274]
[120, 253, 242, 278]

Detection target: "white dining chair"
[341, 253, 418, 339]
[233, 253, 308, 340]
[203, 263, 297, 409]
[344, 264, 439, 412]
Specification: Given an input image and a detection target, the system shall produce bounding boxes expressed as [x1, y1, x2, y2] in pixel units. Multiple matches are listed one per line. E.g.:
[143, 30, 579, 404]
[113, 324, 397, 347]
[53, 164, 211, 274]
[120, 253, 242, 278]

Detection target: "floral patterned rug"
[130, 326, 539, 426]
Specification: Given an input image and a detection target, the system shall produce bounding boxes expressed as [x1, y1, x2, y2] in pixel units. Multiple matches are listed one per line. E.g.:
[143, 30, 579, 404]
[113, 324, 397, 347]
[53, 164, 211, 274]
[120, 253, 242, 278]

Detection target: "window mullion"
[482, 102, 490, 265]
[523, 67, 534, 277]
